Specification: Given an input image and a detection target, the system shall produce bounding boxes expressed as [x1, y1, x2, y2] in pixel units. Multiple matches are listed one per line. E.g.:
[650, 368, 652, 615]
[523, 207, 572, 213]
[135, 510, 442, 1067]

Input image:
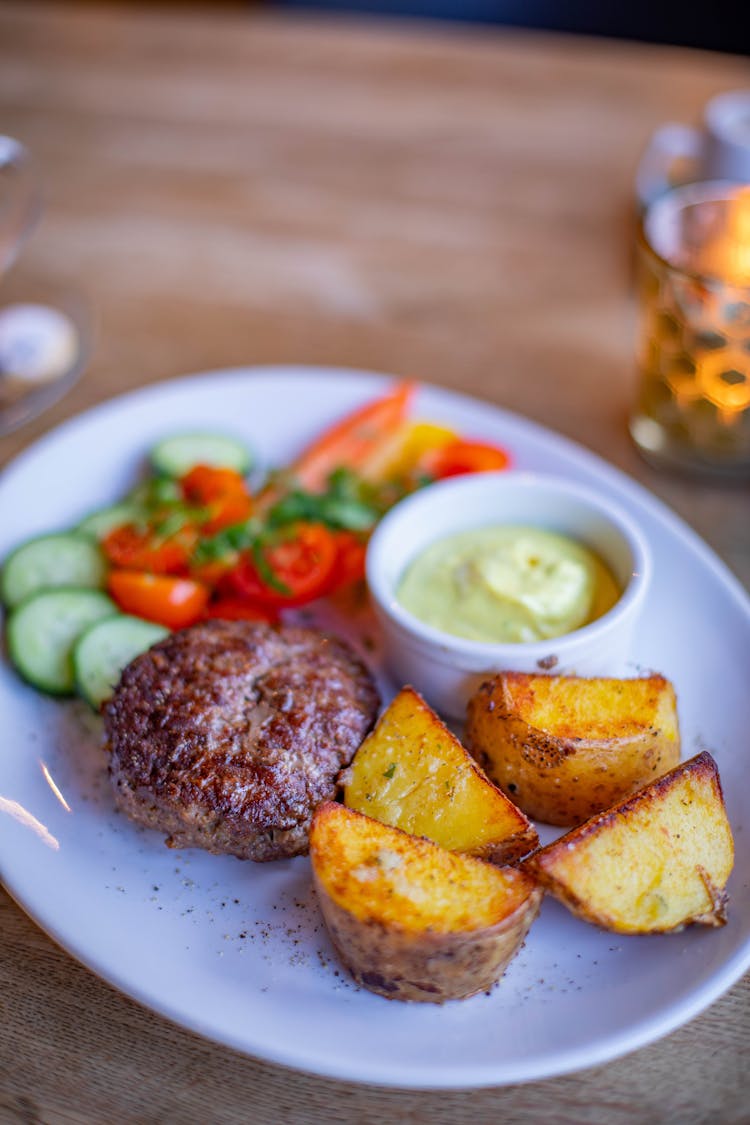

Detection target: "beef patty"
[104, 619, 380, 861]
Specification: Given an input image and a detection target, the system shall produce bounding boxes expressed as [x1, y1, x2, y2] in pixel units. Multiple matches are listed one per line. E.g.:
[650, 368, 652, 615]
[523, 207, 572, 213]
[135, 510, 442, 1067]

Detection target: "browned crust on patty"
[104, 619, 380, 861]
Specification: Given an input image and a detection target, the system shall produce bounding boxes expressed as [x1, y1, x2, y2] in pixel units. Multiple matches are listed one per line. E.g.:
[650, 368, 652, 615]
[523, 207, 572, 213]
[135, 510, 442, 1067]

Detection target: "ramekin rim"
[365, 469, 652, 659]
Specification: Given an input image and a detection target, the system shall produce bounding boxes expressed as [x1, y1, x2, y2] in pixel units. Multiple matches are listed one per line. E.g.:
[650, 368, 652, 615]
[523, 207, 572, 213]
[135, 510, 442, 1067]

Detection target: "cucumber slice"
[77, 502, 145, 540]
[149, 432, 252, 478]
[7, 588, 117, 695]
[1, 532, 108, 609]
[73, 614, 169, 710]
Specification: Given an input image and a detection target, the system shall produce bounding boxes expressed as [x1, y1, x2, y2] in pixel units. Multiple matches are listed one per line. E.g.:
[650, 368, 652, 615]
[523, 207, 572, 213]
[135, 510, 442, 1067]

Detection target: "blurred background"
[74, 0, 747, 54]
[281, 0, 745, 55]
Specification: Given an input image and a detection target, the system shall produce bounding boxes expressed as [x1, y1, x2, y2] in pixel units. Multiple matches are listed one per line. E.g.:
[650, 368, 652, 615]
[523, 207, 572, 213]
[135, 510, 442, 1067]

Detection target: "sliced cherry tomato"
[181, 464, 248, 502]
[201, 493, 253, 535]
[224, 522, 338, 608]
[419, 438, 511, 479]
[326, 530, 368, 595]
[107, 571, 209, 630]
[181, 464, 253, 533]
[189, 557, 237, 589]
[102, 523, 195, 575]
[202, 597, 279, 624]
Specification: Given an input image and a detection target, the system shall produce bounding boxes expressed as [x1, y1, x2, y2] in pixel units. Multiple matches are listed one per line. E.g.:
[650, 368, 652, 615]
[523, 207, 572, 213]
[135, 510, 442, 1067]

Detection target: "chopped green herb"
[383, 763, 397, 779]
[151, 509, 200, 540]
[190, 517, 262, 564]
[266, 477, 380, 533]
[128, 477, 183, 509]
[250, 537, 291, 596]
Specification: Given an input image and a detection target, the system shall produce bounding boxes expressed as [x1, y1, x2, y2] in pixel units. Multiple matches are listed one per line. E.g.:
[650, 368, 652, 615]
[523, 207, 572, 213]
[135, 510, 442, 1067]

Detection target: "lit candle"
[630, 182, 750, 476]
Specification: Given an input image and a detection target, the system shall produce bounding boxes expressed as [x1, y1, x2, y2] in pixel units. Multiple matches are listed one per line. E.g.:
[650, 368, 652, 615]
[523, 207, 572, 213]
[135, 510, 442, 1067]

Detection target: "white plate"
[1, 365, 748, 1089]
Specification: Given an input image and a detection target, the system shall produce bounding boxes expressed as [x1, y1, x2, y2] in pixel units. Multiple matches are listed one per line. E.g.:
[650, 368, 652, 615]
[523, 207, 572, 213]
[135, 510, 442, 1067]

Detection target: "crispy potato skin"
[522, 751, 734, 934]
[342, 685, 538, 863]
[465, 672, 681, 826]
[310, 802, 542, 1002]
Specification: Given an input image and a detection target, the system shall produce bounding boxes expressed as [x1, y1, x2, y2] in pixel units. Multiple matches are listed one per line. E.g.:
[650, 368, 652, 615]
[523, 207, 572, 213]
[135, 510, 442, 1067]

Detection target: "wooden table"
[1, 3, 748, 1121]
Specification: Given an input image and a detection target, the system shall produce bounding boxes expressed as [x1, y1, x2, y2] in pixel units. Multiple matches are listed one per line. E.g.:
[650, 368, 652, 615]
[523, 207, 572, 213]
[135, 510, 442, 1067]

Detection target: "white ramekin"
[365, 471, 652, 718]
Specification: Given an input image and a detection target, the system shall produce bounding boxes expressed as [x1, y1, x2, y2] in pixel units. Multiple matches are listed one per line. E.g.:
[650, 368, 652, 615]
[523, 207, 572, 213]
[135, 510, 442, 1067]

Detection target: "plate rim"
[1, 363, 748, 1089]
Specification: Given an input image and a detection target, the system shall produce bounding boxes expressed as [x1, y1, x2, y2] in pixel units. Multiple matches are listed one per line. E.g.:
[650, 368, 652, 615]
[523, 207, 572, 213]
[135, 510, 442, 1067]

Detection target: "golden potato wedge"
[341, 685, 538, 862]
[310, 801, 542, 1002]
[523, 751, 734, 934]
[465, 671, 681, 826]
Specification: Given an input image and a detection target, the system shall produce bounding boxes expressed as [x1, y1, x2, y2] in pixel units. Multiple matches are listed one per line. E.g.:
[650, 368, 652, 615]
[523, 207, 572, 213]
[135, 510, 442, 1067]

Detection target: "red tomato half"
[225, 522, 339, 609]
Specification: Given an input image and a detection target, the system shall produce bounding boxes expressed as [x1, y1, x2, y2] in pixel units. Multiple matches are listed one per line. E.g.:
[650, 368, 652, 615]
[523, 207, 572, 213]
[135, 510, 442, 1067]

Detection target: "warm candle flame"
[722, 186, 750, 285]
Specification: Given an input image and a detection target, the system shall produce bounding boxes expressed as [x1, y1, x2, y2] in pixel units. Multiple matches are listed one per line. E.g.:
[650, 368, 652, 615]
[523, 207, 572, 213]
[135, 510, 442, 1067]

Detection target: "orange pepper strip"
[107, 571, 210, 630]
[259, 381, 416, 503]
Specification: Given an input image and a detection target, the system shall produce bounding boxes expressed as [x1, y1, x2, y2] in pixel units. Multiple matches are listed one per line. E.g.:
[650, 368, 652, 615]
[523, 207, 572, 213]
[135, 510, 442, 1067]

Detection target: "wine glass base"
[0, 302, 87, 434]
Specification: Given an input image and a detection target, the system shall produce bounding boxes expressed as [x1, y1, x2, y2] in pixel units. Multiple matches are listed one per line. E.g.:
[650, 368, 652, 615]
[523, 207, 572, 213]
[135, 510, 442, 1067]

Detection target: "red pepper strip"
[419, 438, 511, 479]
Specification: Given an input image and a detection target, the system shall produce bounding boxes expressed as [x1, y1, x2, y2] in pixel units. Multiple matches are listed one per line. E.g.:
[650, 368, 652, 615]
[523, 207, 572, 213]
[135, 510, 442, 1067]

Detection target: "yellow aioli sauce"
[396, 525, 621, 644]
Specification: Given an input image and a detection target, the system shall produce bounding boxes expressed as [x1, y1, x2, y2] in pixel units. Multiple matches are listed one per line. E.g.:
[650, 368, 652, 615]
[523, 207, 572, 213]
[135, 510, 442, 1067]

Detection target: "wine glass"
[0, 136, 87, 435]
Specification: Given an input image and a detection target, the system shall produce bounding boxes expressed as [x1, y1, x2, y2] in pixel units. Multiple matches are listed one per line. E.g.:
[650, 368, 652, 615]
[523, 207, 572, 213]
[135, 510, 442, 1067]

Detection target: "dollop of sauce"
[396, 525, 620, 643]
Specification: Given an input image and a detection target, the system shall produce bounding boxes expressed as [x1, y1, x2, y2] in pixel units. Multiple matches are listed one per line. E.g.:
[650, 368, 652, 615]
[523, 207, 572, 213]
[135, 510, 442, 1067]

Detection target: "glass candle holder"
[629, 180, 750, 477]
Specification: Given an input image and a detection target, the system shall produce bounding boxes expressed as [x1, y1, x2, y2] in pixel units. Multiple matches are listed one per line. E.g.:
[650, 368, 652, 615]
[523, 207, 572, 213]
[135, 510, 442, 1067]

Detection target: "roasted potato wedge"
[341, 685, 538, 862]
[466, 671, 681, 825]
[310, 801, 542, 1002]
[523, 751, 734, 934]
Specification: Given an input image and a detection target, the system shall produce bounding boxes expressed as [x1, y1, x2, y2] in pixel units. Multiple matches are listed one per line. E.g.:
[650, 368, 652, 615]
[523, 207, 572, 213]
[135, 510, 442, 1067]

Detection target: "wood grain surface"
[0, 3, 748, 1122]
